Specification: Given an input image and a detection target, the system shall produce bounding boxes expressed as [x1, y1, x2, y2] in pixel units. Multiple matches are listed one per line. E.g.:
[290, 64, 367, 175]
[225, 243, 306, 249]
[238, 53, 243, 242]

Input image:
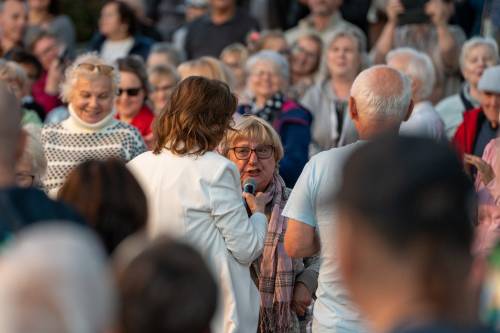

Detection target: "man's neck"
[311, 12, 334, 32]
[211, 6, 236, 25]
[357, 121, 401, 140]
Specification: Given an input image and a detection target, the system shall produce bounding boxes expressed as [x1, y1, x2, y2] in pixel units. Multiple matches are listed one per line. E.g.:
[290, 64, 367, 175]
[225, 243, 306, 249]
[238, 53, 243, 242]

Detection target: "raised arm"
[210, 163, 267, 266]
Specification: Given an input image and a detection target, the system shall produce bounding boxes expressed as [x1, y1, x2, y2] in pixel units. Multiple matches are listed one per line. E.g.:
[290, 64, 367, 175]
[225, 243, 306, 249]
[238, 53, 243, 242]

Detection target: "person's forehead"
[2, 0, 26, 14]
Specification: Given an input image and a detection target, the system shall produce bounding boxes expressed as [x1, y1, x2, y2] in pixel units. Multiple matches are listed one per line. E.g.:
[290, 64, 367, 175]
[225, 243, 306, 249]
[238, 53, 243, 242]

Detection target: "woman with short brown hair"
[128, 76, 268, 333]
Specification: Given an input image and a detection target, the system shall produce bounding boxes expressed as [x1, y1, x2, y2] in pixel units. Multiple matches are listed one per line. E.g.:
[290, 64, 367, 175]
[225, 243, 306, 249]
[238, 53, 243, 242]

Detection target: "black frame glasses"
[230, 145, 274, 160]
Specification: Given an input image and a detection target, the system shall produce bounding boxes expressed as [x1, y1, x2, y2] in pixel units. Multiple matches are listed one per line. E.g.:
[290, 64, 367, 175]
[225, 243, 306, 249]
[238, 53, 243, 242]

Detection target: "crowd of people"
[1, 0, 500, 332]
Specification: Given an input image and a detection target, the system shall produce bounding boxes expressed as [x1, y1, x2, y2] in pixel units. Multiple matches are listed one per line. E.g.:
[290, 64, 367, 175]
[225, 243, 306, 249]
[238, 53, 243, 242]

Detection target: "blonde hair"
[60, 53, 119, 103]
[220, 115, 284, 164]
[177, 56, 235, 89]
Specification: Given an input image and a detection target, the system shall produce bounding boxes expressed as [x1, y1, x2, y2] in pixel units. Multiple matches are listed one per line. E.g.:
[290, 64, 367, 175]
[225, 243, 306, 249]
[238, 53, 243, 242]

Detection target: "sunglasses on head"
[77, 63, 114, 74]
[117, 87, 142, 96]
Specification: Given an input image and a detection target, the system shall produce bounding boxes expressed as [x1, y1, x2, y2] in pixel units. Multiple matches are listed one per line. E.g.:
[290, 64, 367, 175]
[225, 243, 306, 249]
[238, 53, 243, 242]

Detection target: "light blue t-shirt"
[283, 141, 367, 332]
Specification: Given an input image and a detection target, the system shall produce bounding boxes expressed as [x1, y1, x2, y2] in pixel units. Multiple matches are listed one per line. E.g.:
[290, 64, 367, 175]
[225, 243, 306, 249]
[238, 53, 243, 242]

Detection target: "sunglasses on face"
[117, 87, 142, 96]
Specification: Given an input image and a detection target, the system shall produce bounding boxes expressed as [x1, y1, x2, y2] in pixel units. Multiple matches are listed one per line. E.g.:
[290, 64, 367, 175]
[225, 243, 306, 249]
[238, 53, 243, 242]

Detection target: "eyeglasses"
[230, 145, 274, 160]
[292, 45, 319, 59]
[117, 87, 142, 96]
[77, 63, 114, 74]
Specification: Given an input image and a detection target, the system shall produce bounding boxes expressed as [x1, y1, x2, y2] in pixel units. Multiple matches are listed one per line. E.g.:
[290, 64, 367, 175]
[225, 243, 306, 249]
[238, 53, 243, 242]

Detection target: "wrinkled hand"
[243, 191, 270, 214]
[425, 0, 453, 27]
[464, 153, 495, 185]
[291, 282, 312, 316]
[386, 0, 404, 24]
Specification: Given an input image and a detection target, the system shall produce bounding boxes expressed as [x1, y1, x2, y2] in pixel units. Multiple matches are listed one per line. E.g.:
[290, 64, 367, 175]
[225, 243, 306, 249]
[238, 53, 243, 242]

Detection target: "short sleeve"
[282, 158, 317, 227]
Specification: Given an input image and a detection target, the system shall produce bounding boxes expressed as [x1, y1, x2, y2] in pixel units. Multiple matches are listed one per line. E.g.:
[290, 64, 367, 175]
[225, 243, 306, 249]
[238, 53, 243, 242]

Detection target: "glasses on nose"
[117, 87, 142, 96]
[77, 63, 114, 74]
[231, 145, 274, 160]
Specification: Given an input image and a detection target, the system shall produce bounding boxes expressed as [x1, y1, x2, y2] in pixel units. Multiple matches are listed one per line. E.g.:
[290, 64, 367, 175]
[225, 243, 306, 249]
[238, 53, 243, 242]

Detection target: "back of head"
[0, 82, 22, 165]
[0, 223, 116, 333]
[386, 47, 436, 101]
[337, 135, 474, 261]
[118, 236, 217, 333]
[350, 65, 412, 122]
[177, 56, 235, 88]
[58, 159, 148, 255]
[153, 76, 237, 156]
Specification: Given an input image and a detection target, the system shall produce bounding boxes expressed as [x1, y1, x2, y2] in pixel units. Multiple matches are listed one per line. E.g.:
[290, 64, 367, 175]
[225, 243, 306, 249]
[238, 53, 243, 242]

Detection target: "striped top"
[42, 119, 146, 196]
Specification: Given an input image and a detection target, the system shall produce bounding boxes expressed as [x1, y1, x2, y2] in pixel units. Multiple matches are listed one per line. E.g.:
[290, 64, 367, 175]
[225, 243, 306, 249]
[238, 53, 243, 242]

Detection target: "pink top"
[32, 71, 63, 114]
[474, 138, 500, 255]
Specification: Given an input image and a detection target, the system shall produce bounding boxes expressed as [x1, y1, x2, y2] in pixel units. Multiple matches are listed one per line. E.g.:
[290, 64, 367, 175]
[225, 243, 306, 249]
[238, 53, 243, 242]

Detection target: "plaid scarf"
[257, 173, 295, 333]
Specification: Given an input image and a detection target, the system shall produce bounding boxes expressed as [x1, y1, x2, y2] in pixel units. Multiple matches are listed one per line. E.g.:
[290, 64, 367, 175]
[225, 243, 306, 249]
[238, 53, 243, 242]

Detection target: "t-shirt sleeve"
[282, 158, 317, 227]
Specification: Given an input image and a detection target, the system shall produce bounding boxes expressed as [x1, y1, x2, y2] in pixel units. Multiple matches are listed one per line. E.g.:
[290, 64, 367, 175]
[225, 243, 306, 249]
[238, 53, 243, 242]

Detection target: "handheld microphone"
[243, 178, 257, 195]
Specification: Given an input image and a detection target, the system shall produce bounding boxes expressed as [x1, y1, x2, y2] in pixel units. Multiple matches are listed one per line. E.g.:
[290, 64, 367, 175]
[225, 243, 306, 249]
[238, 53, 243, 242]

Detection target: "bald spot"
[359, 66, 404, 100]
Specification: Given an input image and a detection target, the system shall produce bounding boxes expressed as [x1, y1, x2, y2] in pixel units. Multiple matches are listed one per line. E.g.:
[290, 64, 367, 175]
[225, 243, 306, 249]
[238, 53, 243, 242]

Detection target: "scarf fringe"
[259, 302, 294, 333]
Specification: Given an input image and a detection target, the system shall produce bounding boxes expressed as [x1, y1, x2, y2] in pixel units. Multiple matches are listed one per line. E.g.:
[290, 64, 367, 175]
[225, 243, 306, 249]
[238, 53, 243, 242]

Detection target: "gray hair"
[351, 65, 412, 121]
[386, 47, 435, 101]
[0, 59, 27, 87]
[245, 50, 290, 82]
[150, 42, 185, 67]
[459, 37, 499, 72]
[60, 53, 119, 103]
[321, 24, 369, 79]
[21, 124, 47, 187]
[0, 223, 116, 333]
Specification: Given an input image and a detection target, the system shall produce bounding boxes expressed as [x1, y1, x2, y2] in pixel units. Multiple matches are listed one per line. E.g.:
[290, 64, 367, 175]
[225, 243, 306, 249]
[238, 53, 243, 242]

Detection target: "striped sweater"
[42, 118, 146, 196]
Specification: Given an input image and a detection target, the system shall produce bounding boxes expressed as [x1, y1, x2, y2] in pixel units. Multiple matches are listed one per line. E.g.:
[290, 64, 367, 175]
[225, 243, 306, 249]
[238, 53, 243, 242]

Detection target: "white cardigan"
[128, 150, 267, 333]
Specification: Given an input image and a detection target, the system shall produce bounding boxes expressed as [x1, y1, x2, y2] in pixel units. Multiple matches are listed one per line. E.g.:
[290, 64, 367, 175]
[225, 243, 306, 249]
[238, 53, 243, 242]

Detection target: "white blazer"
[128, 150, 267, 333]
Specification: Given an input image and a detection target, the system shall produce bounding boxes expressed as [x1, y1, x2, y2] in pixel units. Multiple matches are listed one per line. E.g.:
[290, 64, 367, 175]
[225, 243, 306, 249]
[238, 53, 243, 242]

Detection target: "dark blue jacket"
[0, 187, 84, 245]
[88, 33, 154, 61]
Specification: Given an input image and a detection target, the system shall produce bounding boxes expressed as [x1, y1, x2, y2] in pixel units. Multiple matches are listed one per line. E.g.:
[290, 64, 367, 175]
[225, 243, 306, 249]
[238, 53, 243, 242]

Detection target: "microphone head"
[243, 178, 257, 195]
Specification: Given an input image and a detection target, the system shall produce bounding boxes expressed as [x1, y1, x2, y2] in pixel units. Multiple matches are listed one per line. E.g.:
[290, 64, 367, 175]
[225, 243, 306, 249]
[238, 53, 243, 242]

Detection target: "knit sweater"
[42, 111, 147, 196]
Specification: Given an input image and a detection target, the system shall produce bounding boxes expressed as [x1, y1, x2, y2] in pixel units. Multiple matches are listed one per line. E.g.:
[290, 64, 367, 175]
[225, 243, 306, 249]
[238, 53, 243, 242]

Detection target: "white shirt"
[100, 37, 134, 64]
[282, 141, 368, 332]
[400, 101, 445, 141]
[127, 150, 267, 333]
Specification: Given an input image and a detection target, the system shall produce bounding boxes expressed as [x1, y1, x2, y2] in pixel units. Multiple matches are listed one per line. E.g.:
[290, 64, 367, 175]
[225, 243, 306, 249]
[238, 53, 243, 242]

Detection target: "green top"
[21, 108, 42, 126]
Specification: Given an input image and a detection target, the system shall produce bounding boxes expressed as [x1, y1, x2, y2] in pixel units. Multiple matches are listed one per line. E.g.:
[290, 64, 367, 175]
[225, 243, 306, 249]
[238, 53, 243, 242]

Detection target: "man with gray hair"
[283, 65, 413, 333]
[0, 83, 82, 245]
[386, 47, 445, 141]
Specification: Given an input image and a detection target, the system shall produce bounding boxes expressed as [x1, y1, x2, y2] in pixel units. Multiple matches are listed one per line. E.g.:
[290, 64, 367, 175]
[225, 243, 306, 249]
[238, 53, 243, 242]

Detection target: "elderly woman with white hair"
[238, 50, 312, 187]
[300, 25, 368, 155]
[436, 37, 499, 139]
[386, 47, 445, 141]
[41, 53, 146, 196]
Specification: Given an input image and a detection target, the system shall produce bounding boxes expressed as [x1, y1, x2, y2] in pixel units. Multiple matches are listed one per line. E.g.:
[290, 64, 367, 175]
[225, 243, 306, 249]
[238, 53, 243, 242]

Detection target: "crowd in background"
[1, 0, 500, 332]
